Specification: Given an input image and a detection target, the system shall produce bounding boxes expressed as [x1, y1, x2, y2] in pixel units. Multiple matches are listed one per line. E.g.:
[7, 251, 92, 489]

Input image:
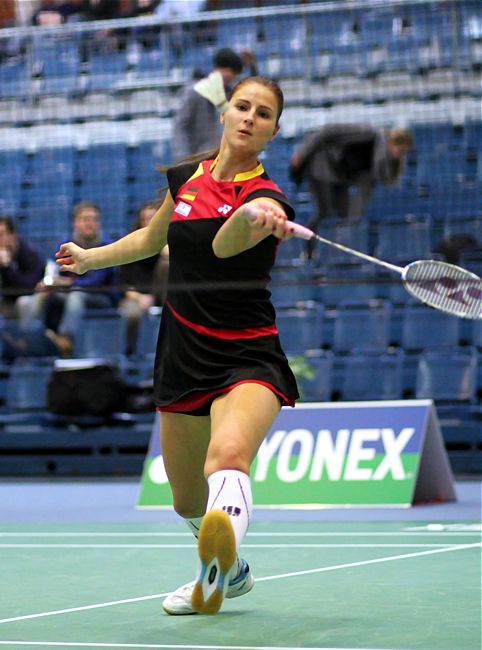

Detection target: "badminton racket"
[244, 208, 482, 320]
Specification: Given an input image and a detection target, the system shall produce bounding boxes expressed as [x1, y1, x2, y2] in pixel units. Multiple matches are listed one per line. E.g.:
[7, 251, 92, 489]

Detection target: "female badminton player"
[55, 76, 299, 616]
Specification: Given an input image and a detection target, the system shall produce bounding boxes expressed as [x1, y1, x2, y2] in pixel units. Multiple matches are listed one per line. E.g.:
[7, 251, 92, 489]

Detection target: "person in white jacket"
[171, 48, 250, 163]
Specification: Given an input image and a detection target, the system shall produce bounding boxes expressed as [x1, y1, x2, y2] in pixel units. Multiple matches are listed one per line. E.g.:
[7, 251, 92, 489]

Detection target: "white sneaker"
[162, 511, 254, 616]
[162, 560, 254, 615]
[225, 558, 254, 599]
[190, 509, 236, 614]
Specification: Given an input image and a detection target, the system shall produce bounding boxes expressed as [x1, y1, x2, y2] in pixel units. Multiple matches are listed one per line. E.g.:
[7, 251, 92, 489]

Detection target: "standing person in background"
[119, 201, 169, 355]
[55, 75, 299, 616]
[289, 124, 414, 259]
[171, 47, 257, 163]
[18, 201, 119, 356]
[0, 216, 45, 319]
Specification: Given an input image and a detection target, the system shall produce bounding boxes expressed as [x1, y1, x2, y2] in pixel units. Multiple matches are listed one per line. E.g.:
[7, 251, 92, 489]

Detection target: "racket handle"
[243, 205, 315, 241]
[286, 221, 316, 241]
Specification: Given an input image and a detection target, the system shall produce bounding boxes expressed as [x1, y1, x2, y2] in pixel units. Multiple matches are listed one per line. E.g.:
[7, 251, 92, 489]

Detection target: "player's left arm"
[212, 198, 293, 258]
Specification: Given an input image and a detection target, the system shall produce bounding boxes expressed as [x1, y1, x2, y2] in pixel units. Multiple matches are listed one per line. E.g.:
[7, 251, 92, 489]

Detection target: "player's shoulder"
[167, 162, 202, 197]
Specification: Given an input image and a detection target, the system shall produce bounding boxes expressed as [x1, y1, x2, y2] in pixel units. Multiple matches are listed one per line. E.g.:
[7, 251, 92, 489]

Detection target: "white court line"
[0, 642, 415, 650]
[0, 543, 463, 549]
[0, 531, 478, 537]
[0, 542, 479, 626]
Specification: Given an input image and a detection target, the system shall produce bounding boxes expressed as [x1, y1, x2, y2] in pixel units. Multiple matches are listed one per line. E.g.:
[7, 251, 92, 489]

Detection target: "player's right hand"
[55, 242, 89, 275]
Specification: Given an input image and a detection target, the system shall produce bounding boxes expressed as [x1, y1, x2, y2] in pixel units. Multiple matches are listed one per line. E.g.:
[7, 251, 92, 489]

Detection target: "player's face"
[222, 82, 279, 153]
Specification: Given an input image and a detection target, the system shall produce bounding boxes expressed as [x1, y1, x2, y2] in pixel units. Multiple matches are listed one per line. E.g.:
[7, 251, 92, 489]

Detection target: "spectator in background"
[0, 216, 45, 319]
[289, 124, 414, 259]
[17, 202, 119, 357]
[79, 0, 122, 20]
[153, 0, 206, 19]
[31, 0, 84, 25]
[171, 47, 256, 163]
[119, 201, 169, 354]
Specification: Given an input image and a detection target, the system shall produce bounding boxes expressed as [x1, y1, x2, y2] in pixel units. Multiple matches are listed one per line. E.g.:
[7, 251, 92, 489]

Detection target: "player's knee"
[204, 441, 250, 477]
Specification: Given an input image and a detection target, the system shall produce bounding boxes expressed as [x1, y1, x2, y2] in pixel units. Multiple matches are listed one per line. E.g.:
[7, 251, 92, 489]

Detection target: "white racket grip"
[243, 205, 315, 241]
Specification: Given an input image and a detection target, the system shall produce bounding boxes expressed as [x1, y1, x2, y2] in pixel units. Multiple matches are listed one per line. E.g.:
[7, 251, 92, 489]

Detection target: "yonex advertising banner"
[137, 400, 455, 508]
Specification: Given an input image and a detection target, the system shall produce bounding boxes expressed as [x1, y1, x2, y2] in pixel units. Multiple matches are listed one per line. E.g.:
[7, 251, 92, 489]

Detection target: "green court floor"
[0, 521, 480, 650]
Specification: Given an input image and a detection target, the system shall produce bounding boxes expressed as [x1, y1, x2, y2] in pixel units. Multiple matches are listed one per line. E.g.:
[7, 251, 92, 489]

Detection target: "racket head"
[402, 260, 482, 319]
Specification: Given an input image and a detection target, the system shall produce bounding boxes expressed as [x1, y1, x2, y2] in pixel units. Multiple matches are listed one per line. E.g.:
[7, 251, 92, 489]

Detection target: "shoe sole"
[191, 510, 236, 615]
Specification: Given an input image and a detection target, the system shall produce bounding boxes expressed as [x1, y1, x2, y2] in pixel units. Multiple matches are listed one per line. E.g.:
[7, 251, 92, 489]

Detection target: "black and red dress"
[153, 158, 299, 414]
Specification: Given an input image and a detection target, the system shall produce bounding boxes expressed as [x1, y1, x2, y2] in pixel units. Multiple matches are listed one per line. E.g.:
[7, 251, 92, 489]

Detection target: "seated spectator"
[17, 201, 119, 357]
[31, 0, 84, 26]
[79, 0, 122, 20]
[125, 0, 162, 16]
[119, 201, 169, 354]
[153, 0, 206, 19]
[0, 216, 45, 319]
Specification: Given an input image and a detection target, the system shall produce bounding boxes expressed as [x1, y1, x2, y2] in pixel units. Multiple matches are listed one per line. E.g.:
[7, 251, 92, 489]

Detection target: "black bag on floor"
[47, 360, 127, 416]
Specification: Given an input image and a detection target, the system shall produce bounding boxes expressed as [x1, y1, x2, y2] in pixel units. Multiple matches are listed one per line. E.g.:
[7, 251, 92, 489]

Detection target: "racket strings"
[404, 260, 482, 319]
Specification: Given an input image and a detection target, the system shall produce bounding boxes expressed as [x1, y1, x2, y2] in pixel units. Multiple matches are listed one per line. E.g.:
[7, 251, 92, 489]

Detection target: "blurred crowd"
[0, 0, 312, 28]
[0, 1, 209, 27]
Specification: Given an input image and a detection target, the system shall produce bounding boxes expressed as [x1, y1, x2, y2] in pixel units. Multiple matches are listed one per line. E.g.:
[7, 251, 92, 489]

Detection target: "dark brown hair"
[388, 128, 414, 150]
[0, 216, 16, 234]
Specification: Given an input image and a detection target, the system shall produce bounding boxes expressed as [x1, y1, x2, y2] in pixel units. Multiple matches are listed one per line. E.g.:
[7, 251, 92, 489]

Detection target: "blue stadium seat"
[216, 17, 258, 52]
[332, 299, 392, 353]
[313, 263, 378, 307]
[75, 309, 127, 358]
[275, 236, 304, 264]
[134, 308, 162, 357]
[0, 150, 26, 211]
[339, 349, 405, 401]
[400, 303, 460, 351]
[21, 194, 72, 237]
[298, 349, 334, 402]
[415, 347, 478, 402]
[257, 16, 307, 78]
[313, 220, 370, 269]
[270, 263, 315, 307]
[0, 60, 30, 98]
[472, 319, 482, 349]
[77, 144, 128, 181]
[276, 303, 324, 355]
[87, 52, 129, 91]
[374, 216, 432, 265]
[5, 359, 54, 412]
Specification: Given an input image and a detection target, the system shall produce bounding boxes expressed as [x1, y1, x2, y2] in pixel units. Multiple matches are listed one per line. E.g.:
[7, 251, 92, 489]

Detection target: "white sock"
[206, 469, 253, 551]
[184, 516, 203, 539]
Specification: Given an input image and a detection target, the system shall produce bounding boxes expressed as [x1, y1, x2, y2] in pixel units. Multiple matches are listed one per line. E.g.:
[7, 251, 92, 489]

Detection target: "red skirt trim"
[156, 379, 295, 413]
[166, 302, 278, 340]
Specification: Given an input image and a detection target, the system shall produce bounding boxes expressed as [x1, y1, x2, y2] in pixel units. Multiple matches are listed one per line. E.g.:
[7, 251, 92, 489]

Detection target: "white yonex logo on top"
[218, 204, 233, 215]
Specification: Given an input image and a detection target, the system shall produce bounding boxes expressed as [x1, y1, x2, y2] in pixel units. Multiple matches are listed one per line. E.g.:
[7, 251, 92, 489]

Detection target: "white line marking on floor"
[0, 531, 478, 537]
[0, 642, 414, 650]
[0, 542, 479, 626]
[0, 543, 463, 549]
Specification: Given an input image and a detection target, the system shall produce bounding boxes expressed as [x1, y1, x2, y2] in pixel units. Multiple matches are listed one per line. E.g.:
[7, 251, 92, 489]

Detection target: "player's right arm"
[56, 192, 174, 275]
